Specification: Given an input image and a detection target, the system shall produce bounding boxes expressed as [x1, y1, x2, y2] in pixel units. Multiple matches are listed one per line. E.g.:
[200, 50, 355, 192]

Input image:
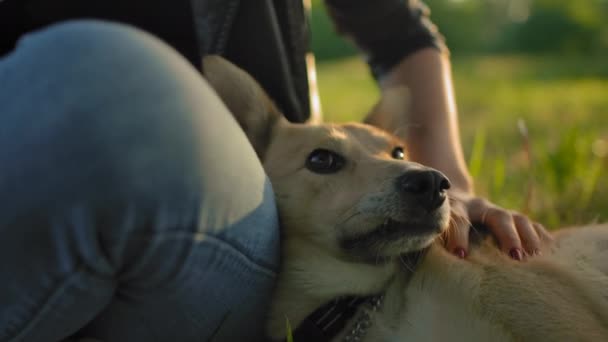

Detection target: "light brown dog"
[203, 56, 608, 341]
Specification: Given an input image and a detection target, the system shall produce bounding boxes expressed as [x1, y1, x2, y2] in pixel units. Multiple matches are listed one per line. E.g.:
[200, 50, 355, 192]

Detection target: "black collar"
[284, 250, 425, 341]
[288, 296, 371, 342]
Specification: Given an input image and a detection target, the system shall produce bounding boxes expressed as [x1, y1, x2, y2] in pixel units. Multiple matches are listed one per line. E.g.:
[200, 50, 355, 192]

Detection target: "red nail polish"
[454, 247, 467, 259]
[510, 248, 523, 261]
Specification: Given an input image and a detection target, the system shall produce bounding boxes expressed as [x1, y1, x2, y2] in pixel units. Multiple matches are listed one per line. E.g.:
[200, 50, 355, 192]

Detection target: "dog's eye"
[306, 149, 345, 174]
[392, 147, 405, 160]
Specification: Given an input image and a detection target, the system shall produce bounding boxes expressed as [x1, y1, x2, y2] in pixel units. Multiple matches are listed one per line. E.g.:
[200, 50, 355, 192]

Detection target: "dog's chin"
[339, 217, 448, 262]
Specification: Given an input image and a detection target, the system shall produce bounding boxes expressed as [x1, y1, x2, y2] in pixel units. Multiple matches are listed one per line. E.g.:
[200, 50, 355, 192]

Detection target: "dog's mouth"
[339, 217, 445, 261]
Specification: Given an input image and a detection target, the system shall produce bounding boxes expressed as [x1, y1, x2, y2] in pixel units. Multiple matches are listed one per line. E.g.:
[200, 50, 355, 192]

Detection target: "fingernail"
[534, 248, 542, 256]
[509, 248, 523, 261]
[453, 247, 467, 259]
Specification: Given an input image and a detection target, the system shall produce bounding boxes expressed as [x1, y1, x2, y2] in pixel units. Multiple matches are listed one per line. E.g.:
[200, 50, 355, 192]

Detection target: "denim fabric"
[0, 20, 280, 342]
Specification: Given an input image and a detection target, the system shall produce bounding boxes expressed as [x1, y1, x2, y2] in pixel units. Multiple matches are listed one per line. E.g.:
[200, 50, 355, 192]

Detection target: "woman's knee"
[6, 19, 212, 151]
[1, 19, 271, 242]
[0, 20, 280, 340]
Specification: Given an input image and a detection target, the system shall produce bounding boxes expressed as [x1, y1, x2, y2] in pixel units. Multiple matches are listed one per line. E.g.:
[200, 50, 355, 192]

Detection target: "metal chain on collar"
[342, 294, 384, 342]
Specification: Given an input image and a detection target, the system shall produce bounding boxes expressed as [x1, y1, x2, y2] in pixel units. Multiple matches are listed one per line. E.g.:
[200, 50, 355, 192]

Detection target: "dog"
[203, 55, 608, 341]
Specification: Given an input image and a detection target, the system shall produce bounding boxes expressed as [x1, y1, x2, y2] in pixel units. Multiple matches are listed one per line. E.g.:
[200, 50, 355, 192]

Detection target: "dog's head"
[204, 56, 451, 262]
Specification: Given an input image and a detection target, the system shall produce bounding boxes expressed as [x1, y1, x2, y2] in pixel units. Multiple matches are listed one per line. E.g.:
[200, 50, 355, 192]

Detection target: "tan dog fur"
[203, 56, 608, 341]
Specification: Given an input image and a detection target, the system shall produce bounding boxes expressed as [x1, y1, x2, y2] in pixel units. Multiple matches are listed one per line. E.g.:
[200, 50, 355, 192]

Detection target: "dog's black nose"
[397, 169, 451, 210]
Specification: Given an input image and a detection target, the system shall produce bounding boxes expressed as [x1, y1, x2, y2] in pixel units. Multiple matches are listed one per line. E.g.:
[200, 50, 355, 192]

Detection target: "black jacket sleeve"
[324, 0, 446, 79]
[0, 0, 201, 68]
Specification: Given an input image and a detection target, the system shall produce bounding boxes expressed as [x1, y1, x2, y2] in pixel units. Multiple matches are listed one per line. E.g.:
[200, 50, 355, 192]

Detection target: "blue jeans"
[0, 21, 280, 342]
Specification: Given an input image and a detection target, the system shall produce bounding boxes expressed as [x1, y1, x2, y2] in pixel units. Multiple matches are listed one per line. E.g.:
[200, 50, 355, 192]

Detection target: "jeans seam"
[194, 233, 278, 278]
[7, 266, 109, 342]
[106, 230, 279, 279]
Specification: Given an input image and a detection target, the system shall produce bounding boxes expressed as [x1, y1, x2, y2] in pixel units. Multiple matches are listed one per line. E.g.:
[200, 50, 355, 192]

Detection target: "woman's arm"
[324, 0, 445, 79]
[371, 48, 551, 258]
[324, 0, 551, 258]
[376, 48, 471, 192]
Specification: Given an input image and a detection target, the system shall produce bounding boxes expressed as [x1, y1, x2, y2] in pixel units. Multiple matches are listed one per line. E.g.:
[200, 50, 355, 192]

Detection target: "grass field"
[315, 55, 608, 228]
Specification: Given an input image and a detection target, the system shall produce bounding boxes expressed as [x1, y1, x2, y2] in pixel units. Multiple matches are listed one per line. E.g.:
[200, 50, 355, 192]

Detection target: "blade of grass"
[285, 316, 294, 342]
[469, 128, 486, 179]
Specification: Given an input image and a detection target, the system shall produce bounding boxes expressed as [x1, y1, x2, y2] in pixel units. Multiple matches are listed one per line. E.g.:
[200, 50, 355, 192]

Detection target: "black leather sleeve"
[0, 0, 28, 57]
[324, 0, 447, 79]
[0, 0, 201, 68]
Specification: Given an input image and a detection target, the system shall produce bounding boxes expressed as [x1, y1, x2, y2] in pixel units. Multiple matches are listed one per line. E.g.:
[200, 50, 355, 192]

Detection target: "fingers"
[444, 200, 470, 258]
[445, 214, 470, 259]
[447, 193, 552, 261]
[468, 198, 547, 261]
[533, 222, 554, 243]
[512, 213, 541, 256]
[482, 207, 525, 260]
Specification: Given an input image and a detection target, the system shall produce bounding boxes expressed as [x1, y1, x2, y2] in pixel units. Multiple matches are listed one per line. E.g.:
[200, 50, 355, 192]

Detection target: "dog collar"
[289, 294, 384, 342]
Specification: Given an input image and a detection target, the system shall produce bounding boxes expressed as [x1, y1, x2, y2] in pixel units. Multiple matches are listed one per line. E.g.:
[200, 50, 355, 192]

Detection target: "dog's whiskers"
[398, 254, 416, 273]
[283, 207, 351, 221]
[443, 218, 455, 243]
[436, 233, 447, 247]
[336, 210, 363, 228]
[457, 212, 474, 229]
[374, 245, 381, 265]
[374, 240, 387, 266]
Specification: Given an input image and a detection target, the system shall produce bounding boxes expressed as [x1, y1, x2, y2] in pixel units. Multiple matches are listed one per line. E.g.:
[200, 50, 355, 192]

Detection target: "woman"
[0, 0, 547, 340]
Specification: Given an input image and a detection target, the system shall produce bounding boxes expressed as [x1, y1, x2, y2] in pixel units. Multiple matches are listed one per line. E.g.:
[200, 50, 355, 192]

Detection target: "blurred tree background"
[311, 0, 608, 59]
[310, 0, 608, 228]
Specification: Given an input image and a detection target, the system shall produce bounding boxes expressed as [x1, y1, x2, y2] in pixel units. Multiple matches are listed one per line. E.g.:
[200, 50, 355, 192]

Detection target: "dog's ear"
[203, 55, 284, 159]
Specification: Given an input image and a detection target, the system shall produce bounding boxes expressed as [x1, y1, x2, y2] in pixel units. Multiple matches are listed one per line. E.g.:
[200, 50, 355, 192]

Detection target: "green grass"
[315, 55, 608, 228]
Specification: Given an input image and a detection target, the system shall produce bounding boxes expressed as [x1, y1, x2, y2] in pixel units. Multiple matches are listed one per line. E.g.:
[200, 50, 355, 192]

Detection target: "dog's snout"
[397, 170, 451, 211]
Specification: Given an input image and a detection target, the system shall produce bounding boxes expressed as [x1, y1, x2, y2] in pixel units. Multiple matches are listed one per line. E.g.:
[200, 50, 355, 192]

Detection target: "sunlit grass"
[285, 317, 294, 342]
[316, 55, 608, 228]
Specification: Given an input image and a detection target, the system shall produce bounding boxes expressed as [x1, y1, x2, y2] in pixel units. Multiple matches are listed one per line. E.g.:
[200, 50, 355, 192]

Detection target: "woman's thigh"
[0, 20, 279, 342]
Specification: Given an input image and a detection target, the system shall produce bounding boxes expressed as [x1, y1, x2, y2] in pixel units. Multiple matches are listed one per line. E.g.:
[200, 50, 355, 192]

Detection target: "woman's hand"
[446, 190, 553, 260]
[372, 48, 553, 260]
